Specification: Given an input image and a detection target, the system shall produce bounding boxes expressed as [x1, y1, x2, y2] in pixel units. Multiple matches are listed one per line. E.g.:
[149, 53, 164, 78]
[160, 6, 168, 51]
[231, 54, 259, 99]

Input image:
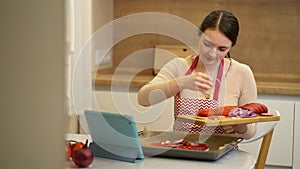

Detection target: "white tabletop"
[65, 134, 256, 169]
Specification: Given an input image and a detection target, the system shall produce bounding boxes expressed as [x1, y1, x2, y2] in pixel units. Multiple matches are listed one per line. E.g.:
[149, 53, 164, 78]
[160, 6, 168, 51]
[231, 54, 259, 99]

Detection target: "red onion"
[71, 139, 94, 167]
[228, 108, 256, 118]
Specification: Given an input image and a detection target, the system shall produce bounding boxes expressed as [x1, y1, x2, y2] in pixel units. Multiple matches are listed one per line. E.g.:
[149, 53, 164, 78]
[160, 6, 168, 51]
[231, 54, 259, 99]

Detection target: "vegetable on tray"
[197, 102, 270, 117]
[151, 139, 209, 151]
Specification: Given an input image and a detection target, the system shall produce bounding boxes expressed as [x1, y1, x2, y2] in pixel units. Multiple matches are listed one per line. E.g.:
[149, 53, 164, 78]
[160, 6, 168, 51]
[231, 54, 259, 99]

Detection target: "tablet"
[84, 110, 144, 163]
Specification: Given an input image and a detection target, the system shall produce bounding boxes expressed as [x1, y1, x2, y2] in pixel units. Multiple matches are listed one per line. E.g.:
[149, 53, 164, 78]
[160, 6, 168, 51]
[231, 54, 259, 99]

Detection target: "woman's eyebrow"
[204, 38, 214, 45]
[219, 45, 230, 49]
[204, 37, 230, 49]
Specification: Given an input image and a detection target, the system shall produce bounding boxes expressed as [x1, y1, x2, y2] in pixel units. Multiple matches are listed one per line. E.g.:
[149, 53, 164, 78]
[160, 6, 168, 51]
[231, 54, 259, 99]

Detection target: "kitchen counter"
[65, 134, 256, 169]
[66, 151, 255, 169]
[94, 68, 300, 96]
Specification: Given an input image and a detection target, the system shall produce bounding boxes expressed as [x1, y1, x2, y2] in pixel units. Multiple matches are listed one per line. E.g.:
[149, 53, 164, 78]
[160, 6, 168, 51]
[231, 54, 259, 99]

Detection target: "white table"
[66, 150, 255, 169]
[65, 134, 255, 169]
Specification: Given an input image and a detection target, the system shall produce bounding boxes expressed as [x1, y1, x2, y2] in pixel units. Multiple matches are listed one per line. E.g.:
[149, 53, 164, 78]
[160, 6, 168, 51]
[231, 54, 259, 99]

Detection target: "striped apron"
[173, 55, 225, 134]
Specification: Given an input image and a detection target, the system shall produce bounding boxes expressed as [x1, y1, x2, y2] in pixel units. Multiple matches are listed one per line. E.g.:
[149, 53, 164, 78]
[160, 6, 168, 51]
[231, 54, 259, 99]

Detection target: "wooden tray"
[175, 115, 280, 127]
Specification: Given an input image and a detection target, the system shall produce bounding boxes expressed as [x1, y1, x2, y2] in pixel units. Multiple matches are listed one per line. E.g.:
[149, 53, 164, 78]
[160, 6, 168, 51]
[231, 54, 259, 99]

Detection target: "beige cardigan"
[138, 55, 258, 139]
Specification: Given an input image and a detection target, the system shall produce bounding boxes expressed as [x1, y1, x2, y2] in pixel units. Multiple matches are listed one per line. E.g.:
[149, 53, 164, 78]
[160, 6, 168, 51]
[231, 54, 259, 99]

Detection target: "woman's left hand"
[233, 124, 248, 134]
[223, 124, 247, 134]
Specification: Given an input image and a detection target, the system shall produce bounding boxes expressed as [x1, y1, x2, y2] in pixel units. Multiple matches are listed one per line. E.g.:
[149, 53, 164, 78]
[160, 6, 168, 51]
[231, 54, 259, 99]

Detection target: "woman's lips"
[204, 55, 218, 63]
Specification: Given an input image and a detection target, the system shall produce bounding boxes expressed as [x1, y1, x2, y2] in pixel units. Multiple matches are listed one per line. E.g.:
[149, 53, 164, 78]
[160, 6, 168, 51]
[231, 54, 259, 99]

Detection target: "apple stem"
[84, 139, 89, 148]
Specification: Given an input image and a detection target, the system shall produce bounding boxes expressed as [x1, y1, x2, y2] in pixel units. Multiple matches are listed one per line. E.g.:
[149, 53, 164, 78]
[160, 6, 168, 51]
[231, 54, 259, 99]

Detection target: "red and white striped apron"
[173, 55, 225, 134]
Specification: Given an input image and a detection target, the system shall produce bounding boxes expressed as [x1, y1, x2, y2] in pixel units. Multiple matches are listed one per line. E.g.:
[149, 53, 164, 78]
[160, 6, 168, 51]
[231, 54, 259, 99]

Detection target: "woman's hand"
[176, 72, 213, 92]
[232, 124, 248, 134]
[223, 124, 248, 134]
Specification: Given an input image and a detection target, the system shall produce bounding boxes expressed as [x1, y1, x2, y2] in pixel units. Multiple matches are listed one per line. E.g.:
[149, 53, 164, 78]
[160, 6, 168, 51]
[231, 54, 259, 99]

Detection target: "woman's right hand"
[176, 72, 213, 92]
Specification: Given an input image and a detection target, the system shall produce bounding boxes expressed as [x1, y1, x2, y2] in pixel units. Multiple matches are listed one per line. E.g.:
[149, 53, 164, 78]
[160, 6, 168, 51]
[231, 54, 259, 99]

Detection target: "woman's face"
[198, 29, 232, 65]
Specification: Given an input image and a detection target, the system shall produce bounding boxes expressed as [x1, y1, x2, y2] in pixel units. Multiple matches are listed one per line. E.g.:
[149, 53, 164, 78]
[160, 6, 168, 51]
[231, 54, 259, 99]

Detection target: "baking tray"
[139, 131, 242, 161]
[175, 115, 280, 127]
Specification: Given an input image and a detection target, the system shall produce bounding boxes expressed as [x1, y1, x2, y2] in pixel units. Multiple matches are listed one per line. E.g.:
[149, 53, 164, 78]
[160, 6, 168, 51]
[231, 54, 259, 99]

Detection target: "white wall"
[0, 1, 65, 169]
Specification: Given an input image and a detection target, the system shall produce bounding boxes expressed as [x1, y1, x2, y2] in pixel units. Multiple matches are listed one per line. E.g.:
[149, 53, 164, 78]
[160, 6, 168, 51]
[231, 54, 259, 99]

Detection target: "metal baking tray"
[139, 131, 242, 161]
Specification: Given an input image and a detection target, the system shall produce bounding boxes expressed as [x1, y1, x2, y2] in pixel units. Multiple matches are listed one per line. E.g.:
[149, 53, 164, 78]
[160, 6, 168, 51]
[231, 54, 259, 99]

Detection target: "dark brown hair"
[199, 10, 239, 46]
[199, 10, 239, 58]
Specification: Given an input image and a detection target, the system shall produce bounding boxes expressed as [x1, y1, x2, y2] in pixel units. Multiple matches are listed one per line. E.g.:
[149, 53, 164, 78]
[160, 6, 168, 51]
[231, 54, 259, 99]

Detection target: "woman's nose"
[208, 47, 217, 57]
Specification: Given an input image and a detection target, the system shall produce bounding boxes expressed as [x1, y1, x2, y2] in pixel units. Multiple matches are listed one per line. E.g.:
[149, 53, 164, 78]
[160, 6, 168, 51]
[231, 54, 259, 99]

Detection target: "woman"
[138, 10, 257, 139]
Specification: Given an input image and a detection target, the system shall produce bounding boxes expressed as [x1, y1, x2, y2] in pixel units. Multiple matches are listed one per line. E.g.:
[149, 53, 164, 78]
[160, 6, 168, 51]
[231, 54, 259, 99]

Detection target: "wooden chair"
[240, 110, 280, 169]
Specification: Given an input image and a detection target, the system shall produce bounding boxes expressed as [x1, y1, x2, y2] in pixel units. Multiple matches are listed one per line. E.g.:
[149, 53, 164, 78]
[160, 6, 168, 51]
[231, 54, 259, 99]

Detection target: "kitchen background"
[4, 1, 299, 169]
[65, 0, 300, 169]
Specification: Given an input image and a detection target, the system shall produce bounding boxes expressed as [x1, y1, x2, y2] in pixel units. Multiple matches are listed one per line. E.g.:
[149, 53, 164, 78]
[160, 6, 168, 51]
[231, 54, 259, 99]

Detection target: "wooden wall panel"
[113, 0, 300, 82]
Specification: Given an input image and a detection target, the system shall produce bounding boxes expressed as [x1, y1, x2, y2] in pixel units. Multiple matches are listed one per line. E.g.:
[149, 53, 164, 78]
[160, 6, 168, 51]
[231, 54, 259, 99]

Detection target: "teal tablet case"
[84, 110, 144, 163]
